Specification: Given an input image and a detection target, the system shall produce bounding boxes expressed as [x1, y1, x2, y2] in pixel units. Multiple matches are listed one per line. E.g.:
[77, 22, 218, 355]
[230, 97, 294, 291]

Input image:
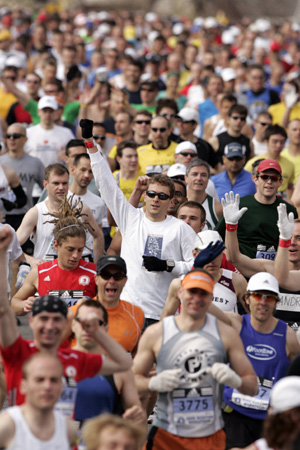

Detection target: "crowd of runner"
[0, 6, 299, 450]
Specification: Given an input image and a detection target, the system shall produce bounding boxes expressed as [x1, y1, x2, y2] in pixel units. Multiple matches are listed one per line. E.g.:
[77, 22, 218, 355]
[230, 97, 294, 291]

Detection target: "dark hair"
[178, 200, 206, 223]
[264, 124, 287, 141]
[186, 158, 211, 176]
[62, 45, 76, 53]
[76, 299, 108, 327]
[128, 59, 144, 72]
[221, 94, 237, 105]
[147, 174, 175, 199]
[116, 140, 138, 158]
[73, 153, 91, 167]
[156, 98, 179, 115]
[3, 66, 18, 75]
[248, 63, 265, 74]
[134, 109, 152, 120]
[173, 179, 187, 197]
[44, 163, 69, 181]
[66, 139, 85, 155]
[228, 104, 248, 117]
[262, 407, 300, 448]
[251, 158, 265, 175]
[93, 122, 107, 131]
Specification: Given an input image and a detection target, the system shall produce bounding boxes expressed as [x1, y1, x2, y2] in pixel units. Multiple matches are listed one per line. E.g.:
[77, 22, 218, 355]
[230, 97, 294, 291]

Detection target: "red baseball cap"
[257, 159, 282, 175]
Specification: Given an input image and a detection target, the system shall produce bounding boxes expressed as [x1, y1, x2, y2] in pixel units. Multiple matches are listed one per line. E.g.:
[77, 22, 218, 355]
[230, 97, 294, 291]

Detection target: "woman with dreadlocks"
[11, 194, 96, 317]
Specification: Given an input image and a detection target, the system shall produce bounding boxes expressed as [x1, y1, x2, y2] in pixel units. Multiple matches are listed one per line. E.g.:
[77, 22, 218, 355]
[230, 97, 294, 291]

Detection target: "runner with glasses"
[215, 161, 297, 259]
[80, 118, 195, 327]
[69, 255, 144, 355]
[216, 272, 300, 449]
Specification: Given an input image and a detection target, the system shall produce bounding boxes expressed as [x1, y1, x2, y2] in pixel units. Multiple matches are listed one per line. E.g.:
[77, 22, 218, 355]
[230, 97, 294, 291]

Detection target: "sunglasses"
[151, 127, 167, 133]
[75, 317, 107, 327]
[6, 133, 25, 139]
[4, 76, 16, 81]
[258, 122, 270, 126]
[93, 134, 106, 140]
[179, 152, 197, 157]
[135, 120, 151, 125]
[141, 87, 155, 92]
[146, 190, 170, 200]
[257, 174, 281, 182]
[249, 292, 278, 303]
[162, 113, 177, 118]
[27, 79, 40, 84]
[231, 115, 246, 121]
[98, 271, 126, 281]
[227, 156, 243, 161]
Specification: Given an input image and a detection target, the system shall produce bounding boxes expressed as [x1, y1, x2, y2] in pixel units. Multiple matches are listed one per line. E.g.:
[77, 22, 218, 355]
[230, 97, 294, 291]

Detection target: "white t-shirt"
[68, 189, 106, 225]
[25, 124, 74, 167]
[89, 151, 196, 320]
[0, 223, 22, 293]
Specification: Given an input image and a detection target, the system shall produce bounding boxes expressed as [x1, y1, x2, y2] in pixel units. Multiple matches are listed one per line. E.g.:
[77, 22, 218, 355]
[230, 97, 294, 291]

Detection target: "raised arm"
[274, 203, 298, 290]
[82, 203, 104, 261]
[223, 191, 271, 277]
[11, 267, 38, 316]
[0, 226, 19, 348]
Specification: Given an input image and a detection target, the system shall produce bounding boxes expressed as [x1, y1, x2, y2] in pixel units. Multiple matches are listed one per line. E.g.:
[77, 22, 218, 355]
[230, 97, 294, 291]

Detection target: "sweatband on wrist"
[279, 238, 291, 248]
[226, 224, 238, 231]
[85, 140, 95, 149]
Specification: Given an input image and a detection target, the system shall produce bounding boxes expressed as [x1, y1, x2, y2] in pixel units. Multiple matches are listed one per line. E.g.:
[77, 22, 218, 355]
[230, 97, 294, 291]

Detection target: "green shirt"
[215, 195, 298, 259]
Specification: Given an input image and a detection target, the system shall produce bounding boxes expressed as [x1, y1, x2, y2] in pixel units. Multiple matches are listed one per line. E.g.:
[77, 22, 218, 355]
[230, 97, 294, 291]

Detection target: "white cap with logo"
[247, 272, 279, 295]
[194, 230, 223, 250]
[175, 141, 197, 154]
[270, 376, 300, 414]
[38, 96, 58, 111]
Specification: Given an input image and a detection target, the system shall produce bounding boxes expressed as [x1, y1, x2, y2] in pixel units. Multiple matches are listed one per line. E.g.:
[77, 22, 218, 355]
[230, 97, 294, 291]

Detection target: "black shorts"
[223, 408, 263, 449]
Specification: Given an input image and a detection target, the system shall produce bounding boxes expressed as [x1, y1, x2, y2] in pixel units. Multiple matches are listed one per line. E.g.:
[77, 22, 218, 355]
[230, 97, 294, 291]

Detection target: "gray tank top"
[154, 314, 227, 438]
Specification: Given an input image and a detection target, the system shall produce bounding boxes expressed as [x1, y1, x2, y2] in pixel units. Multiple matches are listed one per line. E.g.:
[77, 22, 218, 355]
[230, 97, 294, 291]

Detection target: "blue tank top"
[223, 315, 289, 420]
[74, 375, 123, 422]
[246, 88, 272, 122]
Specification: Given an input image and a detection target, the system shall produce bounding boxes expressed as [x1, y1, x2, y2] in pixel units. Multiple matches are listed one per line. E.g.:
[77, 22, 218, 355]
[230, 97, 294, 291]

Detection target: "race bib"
[173, 387, 214, 425]
[55, 377, 77, 418]
[231, 377, 272, 411]
[49, 290, 84, 307]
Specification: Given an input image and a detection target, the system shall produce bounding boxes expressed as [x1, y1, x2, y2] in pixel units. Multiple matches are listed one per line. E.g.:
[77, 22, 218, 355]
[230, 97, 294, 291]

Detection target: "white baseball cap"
[194, 230, 223, 250]
[177, 108, 199, 124]
[270, 376, 300, 414]
[247, 272, 279, 295]
[221, 68, 237, 82]
[38, 96, 58, 111]
[175, 141, 197, 154]
[167, 163, 186, 178]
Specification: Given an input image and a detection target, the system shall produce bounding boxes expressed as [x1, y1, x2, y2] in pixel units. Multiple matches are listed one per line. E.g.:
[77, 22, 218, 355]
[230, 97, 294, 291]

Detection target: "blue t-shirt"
[211, 169, 256, 201]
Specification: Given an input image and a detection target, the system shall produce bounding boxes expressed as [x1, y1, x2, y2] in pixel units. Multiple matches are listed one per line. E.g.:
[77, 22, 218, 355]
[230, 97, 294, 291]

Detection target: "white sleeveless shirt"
[6, 406, 69, 450]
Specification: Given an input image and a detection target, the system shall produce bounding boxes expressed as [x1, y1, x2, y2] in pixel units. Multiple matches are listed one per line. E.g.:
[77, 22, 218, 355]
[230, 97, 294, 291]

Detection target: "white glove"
[277, 203, 294, 241]
[284, 86, 298, 109]
[206, 363, 242, 389]
[148, 368, 182, 392]
[221, 191, 248, 225]
[15, 262, 31, 289]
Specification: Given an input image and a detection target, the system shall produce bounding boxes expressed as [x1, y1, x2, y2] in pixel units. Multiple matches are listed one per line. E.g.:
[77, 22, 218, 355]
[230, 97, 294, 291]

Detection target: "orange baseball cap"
[181, 270, 214, 293]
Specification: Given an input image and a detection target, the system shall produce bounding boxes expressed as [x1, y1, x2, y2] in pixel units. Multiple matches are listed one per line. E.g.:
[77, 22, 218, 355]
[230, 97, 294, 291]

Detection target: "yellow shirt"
[0, 88, 17, 119]
[244, 153, 294, 193]
[268, 101, 300, 125]
[281, 148, 300, 184]
[137, 141, 177, 174]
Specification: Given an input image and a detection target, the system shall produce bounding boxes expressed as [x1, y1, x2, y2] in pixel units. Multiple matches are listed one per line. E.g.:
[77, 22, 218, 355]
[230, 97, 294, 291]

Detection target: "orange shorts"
[144, 426, 226, 450]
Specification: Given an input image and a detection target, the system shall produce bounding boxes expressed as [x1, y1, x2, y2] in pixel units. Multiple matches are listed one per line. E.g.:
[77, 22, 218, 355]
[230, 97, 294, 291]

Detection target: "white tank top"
[6, 406, 69, 450]
[213, 269, 237, 312]
[32, 200, 92, 260]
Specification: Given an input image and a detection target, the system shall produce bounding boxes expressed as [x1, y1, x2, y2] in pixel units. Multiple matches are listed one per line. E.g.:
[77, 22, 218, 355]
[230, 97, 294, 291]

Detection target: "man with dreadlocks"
[11, 194, 97, 316]
[16, 163, 104, 266]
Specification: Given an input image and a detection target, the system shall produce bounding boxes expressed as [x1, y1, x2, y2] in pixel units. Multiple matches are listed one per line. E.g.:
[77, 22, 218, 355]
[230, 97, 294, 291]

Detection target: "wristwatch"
[166, 259, 175, 272]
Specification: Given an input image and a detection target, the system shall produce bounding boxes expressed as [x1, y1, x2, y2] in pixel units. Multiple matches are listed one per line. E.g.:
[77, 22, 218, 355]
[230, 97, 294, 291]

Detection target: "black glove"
[80, 119, 94, 139]
[66, 64, 81, 82]
[194, 241, 225, 268]
[1, 198, 15, 211]
[143, 255, 167, 272]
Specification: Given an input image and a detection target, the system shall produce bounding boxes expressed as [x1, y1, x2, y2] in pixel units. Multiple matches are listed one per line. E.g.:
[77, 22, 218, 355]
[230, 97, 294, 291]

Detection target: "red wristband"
[85, 140, 95, 149]
[279, 238, 291, 248]
[226, 224, 238, 232]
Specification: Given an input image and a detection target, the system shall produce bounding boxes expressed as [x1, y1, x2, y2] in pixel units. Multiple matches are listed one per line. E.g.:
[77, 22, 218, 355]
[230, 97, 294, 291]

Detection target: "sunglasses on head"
[231, 115, 246, 121]
[249, 292, 278, 303]
[257, 174, 281, 182]
[93, 134, 106, 140]
[135, 120, 151, 125]
[6, 133, 25, 139]
[151, 127, 167, 133]
[75, 317, 107, 327]
[146, 190, 170, 200]
[98, 271, 126, 281]
[180, 152, 197, 157]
